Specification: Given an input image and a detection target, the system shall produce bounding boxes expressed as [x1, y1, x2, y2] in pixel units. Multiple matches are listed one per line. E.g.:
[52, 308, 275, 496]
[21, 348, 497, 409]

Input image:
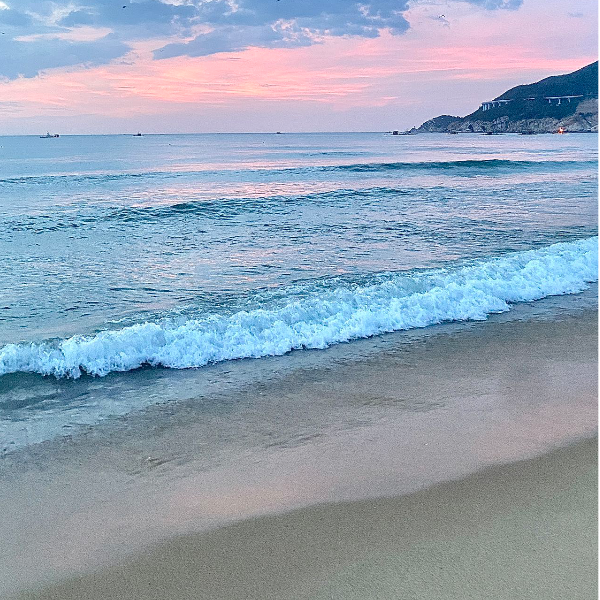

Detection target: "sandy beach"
[0, 16, 597, 600]
[2, 304, 596, 600]
[15, 437, 597, 600]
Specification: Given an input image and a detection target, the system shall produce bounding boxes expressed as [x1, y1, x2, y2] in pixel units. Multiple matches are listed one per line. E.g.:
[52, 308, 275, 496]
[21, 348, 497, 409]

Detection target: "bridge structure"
[480, 99, 512, 111]
[543, 95, 584, 105]
[480, 94, 585, 111]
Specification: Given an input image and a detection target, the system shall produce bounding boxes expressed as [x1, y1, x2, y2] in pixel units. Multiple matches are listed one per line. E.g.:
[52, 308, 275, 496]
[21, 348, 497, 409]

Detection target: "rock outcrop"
[408, 62, 598, 134]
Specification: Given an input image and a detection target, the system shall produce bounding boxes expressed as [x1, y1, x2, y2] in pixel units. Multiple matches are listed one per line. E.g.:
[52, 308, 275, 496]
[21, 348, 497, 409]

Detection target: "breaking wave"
[1, 237, 596, 379]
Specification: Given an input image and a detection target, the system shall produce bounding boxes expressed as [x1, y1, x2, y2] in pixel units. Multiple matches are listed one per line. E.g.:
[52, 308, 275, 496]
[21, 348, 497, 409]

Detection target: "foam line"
[0, 237, 596, 379]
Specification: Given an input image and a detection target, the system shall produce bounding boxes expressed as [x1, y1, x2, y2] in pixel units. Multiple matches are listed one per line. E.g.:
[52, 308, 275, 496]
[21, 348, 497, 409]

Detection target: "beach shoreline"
[15, 436, 597, 600]
[1, 305, 597, 598]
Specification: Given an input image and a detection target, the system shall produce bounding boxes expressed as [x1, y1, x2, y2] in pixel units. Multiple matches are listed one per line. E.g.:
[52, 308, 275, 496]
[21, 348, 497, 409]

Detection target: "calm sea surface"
[0, 132, 597, 449]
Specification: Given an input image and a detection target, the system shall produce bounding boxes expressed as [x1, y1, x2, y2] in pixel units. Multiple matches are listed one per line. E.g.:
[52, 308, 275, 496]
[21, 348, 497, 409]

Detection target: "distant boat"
[40, 132, 59, 138]
[133, 132, 143, 137]
[276, 131, 283, 134]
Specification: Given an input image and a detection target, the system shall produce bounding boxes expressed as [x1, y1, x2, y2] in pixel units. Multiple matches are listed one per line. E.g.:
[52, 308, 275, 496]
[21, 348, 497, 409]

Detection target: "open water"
[0, 132, 597, 450]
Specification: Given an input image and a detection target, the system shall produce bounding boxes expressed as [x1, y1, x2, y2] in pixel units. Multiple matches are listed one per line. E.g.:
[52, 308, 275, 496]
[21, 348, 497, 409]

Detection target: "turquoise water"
[0, 132, 597, 449]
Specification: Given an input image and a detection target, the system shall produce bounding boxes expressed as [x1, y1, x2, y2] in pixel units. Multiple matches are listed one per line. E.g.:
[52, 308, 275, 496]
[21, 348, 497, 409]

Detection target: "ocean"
[0, 131, 598, 596]
[0, 132, 597, 452]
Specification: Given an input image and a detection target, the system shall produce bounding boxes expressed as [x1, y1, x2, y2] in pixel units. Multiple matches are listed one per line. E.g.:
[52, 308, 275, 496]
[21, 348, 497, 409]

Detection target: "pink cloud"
[0, 0, 595, 132]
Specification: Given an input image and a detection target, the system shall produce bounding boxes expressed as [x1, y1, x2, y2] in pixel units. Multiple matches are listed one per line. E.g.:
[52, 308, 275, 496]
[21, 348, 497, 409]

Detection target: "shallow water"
[0, 132, 597, 449]
[0, 304, 596, 597]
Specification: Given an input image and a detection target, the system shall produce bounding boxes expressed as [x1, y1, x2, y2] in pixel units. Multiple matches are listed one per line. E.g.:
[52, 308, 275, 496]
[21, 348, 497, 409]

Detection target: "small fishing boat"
[133, 132, 143, 137]
[40, 132, 59, 138]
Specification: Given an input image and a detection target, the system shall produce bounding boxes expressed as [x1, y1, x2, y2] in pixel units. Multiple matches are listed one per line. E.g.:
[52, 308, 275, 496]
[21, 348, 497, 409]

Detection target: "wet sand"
[2, 306, 597, 598]
[16, 437, 597, 600]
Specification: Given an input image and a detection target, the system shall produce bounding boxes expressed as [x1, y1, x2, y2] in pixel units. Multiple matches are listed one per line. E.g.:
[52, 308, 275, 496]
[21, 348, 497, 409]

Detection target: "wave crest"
[1, 237, 597, 379]
[0, 159, 591, 186]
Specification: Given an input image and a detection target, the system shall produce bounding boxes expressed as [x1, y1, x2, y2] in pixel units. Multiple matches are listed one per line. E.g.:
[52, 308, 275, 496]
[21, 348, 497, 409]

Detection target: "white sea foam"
[1, 237, 597, 379]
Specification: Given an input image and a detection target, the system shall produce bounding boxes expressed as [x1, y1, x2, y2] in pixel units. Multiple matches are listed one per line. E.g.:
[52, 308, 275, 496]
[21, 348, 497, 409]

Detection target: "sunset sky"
[0, 0, 596, 133]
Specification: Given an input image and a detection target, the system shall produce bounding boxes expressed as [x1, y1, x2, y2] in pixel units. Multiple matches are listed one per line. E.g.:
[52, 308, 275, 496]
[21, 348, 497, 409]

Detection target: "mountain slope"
[410, 62, 598, 134]
[496, 62, 597, 101]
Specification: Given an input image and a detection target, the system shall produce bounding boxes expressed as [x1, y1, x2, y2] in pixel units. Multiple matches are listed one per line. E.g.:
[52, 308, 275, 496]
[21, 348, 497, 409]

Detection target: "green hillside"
[412, 61, 598, 132]
[496, 62, 598, 101]
[464, 62, 597, 123]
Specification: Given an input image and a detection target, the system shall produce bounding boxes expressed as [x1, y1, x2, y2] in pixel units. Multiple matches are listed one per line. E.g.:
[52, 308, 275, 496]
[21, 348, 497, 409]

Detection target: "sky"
[0, 0, 596, 133]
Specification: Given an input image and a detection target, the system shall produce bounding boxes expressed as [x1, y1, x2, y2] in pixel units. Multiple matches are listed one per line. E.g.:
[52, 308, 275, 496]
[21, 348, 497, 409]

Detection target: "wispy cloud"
[0, 0, 525, 78]
[0, 0, 595, 133]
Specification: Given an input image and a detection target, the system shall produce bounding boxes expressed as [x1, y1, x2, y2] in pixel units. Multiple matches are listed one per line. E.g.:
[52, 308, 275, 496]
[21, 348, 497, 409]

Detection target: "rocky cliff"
[409, 62, 598, 134]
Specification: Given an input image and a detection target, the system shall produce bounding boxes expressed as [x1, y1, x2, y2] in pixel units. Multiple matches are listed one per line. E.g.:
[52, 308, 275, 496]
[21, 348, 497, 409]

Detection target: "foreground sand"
[17, 437, 597, 600]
